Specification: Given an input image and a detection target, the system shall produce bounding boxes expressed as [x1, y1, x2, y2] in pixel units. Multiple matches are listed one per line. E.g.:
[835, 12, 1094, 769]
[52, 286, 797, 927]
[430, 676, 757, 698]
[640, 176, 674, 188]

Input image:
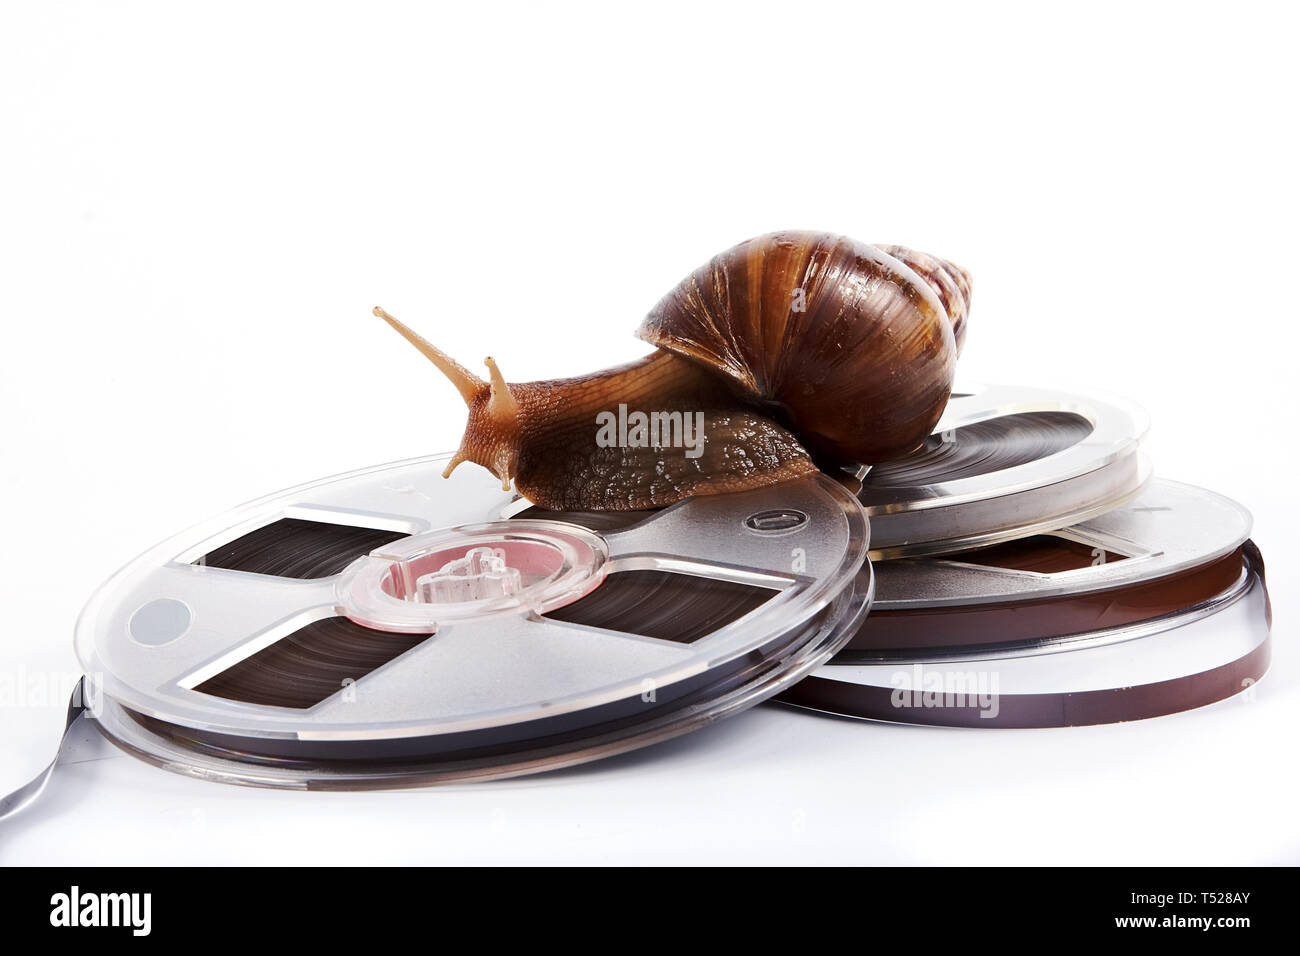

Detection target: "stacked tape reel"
[75, 455, 871, 789]
[858, 384, 1150, 559]
[777, 384, 1271, 728]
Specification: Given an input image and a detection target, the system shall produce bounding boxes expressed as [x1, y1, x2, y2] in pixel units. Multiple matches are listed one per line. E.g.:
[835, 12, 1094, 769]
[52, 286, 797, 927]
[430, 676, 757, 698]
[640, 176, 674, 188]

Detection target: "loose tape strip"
[0, 678, 87, 821]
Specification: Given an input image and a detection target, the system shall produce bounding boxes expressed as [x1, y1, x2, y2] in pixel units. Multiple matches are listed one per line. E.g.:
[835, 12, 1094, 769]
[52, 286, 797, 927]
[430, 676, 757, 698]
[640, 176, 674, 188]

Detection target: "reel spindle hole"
[381, 540, 566, 605]
[335, 522, 609, 632]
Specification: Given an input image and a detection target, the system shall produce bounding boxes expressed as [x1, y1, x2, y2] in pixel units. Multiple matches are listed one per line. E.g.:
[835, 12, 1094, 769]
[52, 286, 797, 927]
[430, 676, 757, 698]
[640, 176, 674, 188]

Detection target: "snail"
[374, 231, 971, 511]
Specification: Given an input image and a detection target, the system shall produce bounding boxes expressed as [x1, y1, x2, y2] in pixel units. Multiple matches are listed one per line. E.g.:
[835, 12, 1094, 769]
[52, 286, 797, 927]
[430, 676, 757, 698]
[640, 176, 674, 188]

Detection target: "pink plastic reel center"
[335, 521, 609, 634]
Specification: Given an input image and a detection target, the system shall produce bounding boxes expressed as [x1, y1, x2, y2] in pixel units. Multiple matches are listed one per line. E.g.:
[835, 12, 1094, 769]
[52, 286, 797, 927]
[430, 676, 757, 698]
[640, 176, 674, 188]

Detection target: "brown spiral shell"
[636, 231, 971, 464]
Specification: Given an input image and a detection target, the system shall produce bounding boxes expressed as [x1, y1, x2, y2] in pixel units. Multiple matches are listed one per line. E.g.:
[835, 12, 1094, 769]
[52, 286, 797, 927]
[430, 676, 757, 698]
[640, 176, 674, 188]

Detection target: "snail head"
[373, 307, 520, 491]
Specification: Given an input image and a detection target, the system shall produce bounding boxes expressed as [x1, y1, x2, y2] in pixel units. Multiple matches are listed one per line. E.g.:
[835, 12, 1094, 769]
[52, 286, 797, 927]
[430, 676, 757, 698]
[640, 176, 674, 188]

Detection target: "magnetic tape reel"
[778, 479, 1271, 727]
[74, 454, 872, 789]
[859, 383, 1151, 559]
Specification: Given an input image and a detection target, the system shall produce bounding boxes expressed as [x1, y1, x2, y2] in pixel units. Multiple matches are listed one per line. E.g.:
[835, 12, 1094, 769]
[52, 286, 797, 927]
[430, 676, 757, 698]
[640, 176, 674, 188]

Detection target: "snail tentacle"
[373, 307, 485, 404]
[377, 307, 522, 489]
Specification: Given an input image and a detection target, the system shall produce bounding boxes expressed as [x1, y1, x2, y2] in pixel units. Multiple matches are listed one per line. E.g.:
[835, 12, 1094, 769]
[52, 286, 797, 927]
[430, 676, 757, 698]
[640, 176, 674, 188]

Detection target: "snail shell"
[637, 231, 970, 464]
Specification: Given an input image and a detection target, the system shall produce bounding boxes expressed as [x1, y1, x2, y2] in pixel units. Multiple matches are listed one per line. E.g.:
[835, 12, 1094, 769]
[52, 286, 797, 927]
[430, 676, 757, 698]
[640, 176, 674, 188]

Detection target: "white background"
[2, 2, 1296, 864]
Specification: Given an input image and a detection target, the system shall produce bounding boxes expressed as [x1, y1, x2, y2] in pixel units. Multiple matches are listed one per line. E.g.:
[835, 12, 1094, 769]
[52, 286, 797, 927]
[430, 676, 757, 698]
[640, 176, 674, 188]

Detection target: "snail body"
[376, 231, 971, 511]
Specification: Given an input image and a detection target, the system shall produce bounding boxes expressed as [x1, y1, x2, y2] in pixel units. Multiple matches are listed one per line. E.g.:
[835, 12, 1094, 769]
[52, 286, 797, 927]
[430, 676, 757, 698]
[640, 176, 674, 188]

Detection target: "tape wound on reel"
[859, 384, 1150, 559]
[74, 457, 871, 789]
[777, 548, 1270, 728]
[776, 480, 1271, 727]
[862, 411, 1092, 486]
